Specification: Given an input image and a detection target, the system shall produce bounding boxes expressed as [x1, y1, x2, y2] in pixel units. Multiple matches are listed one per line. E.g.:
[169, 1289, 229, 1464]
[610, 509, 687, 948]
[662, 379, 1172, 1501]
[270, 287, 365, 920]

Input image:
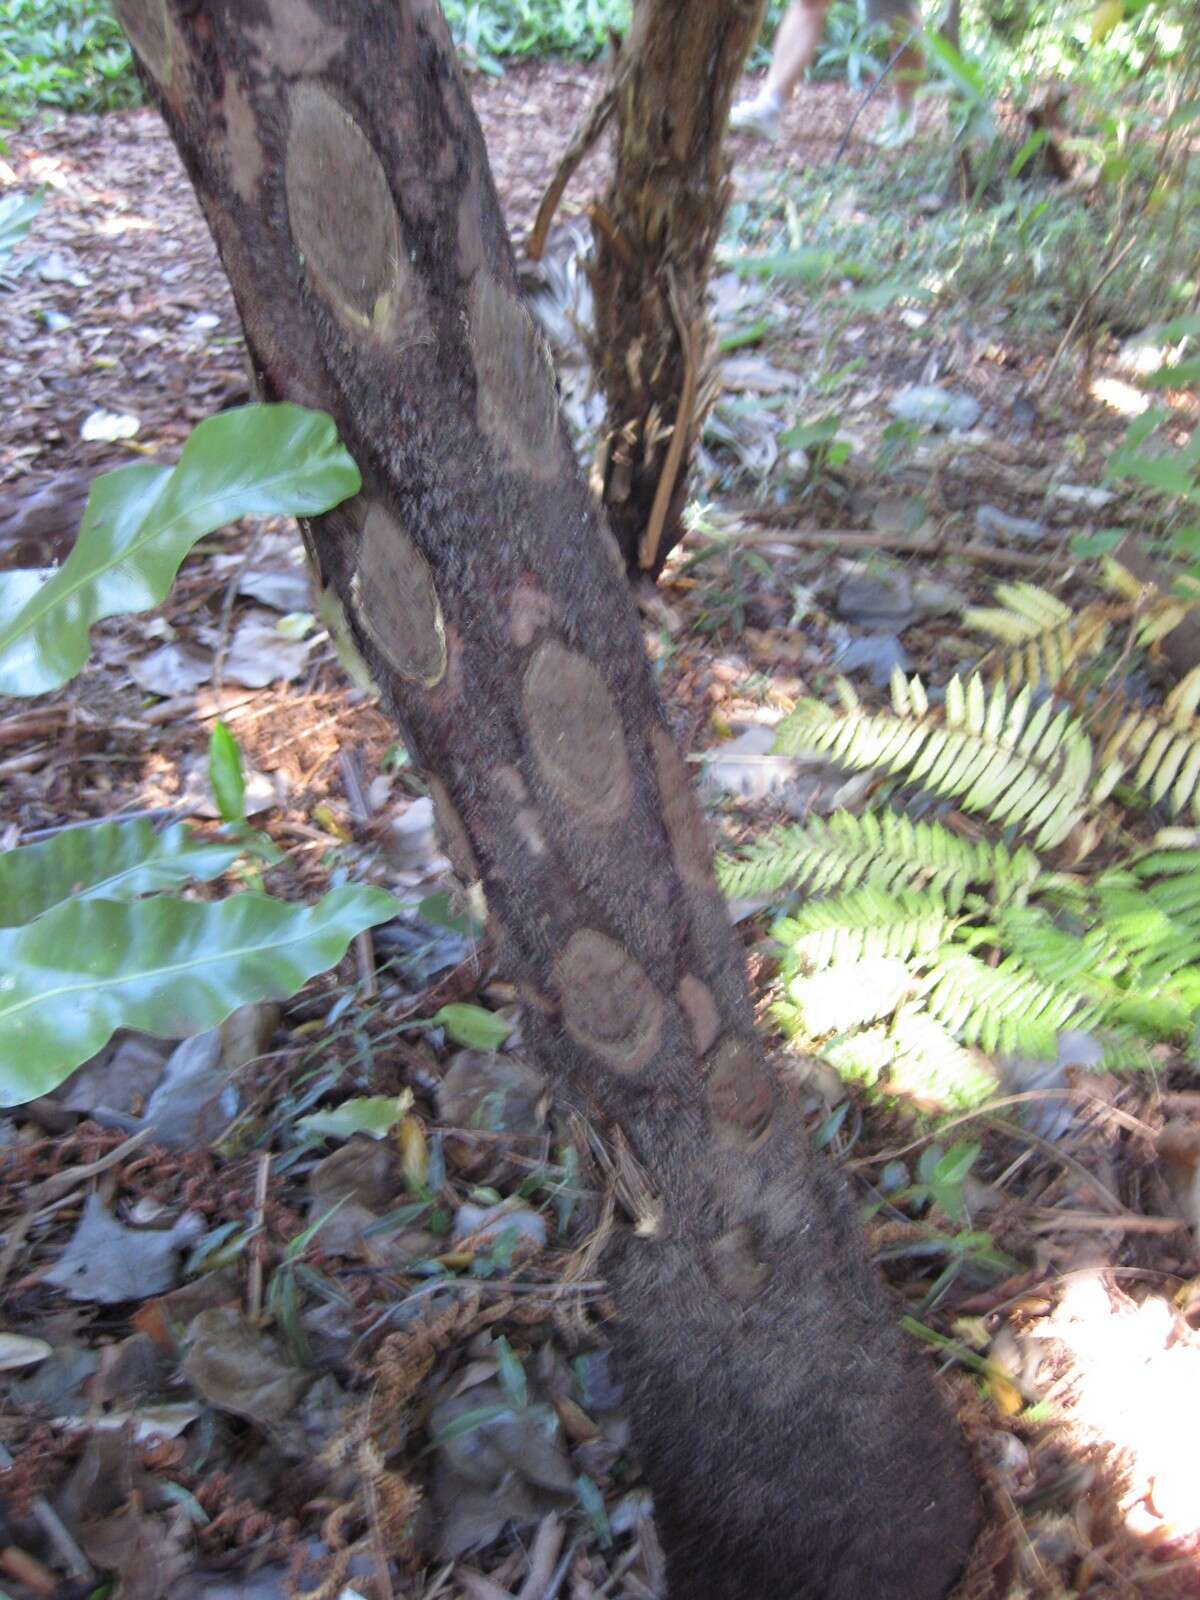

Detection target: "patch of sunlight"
[24, 156, 72, 191]
[1090, 376, 1151, 416]
[96, 215, 159, 237]
[1038, 1273, 1200, 1540]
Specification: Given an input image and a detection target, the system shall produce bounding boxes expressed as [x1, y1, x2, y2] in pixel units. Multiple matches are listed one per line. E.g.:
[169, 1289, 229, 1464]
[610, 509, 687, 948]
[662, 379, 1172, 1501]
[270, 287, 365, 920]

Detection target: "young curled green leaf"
[0, 404, 360, 697]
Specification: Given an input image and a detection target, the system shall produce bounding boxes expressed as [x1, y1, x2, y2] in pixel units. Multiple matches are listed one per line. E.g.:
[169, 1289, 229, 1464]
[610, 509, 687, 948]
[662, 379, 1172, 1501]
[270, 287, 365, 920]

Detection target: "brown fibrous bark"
[588, 0, 766, 579]
[112, 3, 980, 1595]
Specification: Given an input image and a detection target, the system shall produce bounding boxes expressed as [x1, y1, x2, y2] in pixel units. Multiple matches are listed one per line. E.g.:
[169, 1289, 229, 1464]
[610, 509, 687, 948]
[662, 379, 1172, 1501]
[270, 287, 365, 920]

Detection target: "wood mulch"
[1, 57, 1199, 1600]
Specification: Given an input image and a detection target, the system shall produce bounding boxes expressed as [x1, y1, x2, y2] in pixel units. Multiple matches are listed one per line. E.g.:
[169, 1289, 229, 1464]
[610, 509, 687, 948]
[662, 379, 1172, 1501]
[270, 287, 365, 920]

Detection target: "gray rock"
[436, 1050, 546, 1138]
[431, 1383, 574, 1493]
[999, 1030, 1103, 1141]
[223, 609, 315, 688]
[911, 577, 967, 618]
[783, 446, 811, 481]
[1049, 482, 1114, 510]
[237, 565, 311, 614]
[56, 1033, 171, 1117]
[836, 632, 911, 687]
[699, 724, 872, 820]
[698, 724, 786, 803]
[837, 570, 915, 627]
[889, 385, 981, 432]
[975, 503, 1047, 544]
[182, 1306, 311, 1428]
[128, 642, 212, 695]
[575, 1348, 624, 1413]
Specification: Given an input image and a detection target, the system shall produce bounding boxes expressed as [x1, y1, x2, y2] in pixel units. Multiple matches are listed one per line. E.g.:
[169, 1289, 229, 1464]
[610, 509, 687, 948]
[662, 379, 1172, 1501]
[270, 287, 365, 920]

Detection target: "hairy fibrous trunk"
[589, 0, 764, 579]
[112, 3, 979, 1594]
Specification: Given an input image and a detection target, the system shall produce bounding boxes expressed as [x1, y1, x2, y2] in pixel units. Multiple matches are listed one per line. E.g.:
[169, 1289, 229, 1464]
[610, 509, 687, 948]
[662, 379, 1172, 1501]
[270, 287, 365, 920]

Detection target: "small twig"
[17, 805, 183, 843]
[1002, 1120, 1125, 1214]
[35, 1124, 158, 1201]
[0, 1545, 59, 1596]
[527, 84, 618, 261]
[0, 708, 69, 747]
[1039, 233, 1139, 390]
[727, 520, 1077, 575]
[1160, 1090, 1200, 1113]
[639, 267, 698, 573]
[355, 928, 379, 1001]
[456, 1571, 516, 1600]
[338, 748, 372, 824]
[1026, 1209, 1186, 1234]
[246, 1149, 271, 1322]
[543, 1537, 582, 1600]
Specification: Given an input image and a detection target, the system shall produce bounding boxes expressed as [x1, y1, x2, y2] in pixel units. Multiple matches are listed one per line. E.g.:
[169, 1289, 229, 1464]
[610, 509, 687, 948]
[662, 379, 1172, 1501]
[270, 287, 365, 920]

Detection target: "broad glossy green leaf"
[0, 885, 398, 1105]
[432, 1002, 513, 1051]
[297, 1092, 414, 1143]
[0, 405, 360, 697]
[208, 722, 246, 825]
[0, 820, 241, 929]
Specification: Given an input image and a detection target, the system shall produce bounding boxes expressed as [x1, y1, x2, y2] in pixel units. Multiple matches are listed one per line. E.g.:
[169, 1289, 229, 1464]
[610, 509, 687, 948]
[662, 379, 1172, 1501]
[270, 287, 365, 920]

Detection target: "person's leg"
[765, 0, 832, 101]
[866, 0, 922, 137]
[730, 0, 831, 141]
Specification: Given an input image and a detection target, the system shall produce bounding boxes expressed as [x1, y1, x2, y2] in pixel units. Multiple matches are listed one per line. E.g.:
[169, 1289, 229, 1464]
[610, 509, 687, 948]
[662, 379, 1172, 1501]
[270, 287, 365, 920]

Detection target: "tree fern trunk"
[589, 0, 764, 579]
[112, 3, 979, 1594]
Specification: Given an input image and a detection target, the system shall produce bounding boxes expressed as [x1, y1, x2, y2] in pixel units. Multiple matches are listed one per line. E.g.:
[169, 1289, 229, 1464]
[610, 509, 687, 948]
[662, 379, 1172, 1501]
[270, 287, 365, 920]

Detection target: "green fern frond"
[965, 582, 1073, 641]
[964, 585, 1109, 694]
[990, 905, 1126, 992]
[716, 808, 1043, 906]
[775, 671, 1094, 849]
[1089, 689, 1200, 819]
[884, 1011, 998, 1108]
[781, 955, 914, 1036]
[820, 1022, 894, 1090]
[777, 888, 956, 972]
[1098, 869, 1200, 986]
[923, 947, 1096, 1057]
[1133, 846, 1200, 916]
[821, 1009, 996, 1108]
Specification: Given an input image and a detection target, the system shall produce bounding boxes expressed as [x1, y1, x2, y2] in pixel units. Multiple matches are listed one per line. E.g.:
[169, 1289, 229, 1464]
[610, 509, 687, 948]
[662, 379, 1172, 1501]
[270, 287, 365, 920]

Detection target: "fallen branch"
[1027, 1209, 1186, 1234]
[714, 519, 1078, 575]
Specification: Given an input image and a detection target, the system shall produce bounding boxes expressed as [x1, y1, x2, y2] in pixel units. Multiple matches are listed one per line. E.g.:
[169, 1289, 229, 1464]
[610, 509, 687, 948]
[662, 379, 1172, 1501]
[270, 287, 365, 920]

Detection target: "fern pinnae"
[778, 887, 956, 971]
[1174, 743, 1200, 816]
[1146, 737, 1189, 806]
[1134, 726, 1176, 793]
[966, 584, 1108, 695]
[1164, 663, 1200, 726]
[924, 947, 1093, 1057]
